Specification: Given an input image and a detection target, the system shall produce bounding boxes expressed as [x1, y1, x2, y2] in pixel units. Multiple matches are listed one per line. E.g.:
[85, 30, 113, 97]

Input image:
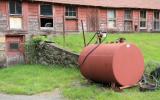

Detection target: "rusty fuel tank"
[78, 43, 144, 86]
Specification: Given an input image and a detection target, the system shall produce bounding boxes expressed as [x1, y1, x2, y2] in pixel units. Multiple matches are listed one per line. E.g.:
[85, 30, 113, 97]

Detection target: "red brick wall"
[147, 10, 153, 32]
[0, 0, 8, 31]
[28, 3, 39, 34]
[22, 2, 29, 31]
[65, 20, 78, 31]
[28, 3, 39, 16]
[0, 1, 159, 34]
[54, 5, 65, 32]
[54, 5, 64, 20]
[98, 8, 107, 31]
[133, 10, 140, 32]
[78, 6, 87, 31]
[116, 9, 124, 31]
[0, 0, 8, 15]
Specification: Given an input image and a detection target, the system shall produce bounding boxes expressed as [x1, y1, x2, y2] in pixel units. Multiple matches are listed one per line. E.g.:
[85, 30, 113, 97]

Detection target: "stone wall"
[37, 43, 79, 67]
[0, 36, 6, 67]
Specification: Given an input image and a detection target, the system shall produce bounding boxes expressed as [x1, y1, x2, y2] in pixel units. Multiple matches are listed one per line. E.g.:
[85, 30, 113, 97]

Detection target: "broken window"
[107, 10, 116, 28]
[9, 0, 22, 15]
[65, 5, 77, 18]
[140, 10, 147, 29]
[40, 4, 53, 28]
[40, 18, 53, 27]
[154, 11, 160, 31]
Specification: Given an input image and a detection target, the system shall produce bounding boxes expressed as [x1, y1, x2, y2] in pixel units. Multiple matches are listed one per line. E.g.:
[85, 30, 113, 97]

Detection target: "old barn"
[0, 0, 160, 65]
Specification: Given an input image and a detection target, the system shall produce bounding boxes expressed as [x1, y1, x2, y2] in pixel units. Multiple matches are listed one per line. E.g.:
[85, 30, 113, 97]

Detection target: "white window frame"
[107, 9, 116, 29]
[8, 0, 23, 30]
[153, 11, 160, 31]
[124, 10, 132, 20]
[65, 5, 77, 19]
[39, 4, 54, 29]
[140, 10, 147, 29]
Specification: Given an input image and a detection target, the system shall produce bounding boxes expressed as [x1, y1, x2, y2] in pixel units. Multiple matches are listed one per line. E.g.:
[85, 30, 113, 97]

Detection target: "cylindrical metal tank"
[78, 43, 144, 86]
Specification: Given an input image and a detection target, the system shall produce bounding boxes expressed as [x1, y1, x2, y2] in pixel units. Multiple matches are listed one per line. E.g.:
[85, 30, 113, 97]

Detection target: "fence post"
[63, 15, 66, 47]
[81, 20, 87, 47]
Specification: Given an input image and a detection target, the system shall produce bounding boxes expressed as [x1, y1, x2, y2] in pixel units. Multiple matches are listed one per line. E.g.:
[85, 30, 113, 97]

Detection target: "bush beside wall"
[25, 36, 80, 67]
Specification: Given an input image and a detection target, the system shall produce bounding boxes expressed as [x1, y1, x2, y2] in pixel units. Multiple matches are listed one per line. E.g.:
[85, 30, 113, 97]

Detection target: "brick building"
[0, 0, 160, 65]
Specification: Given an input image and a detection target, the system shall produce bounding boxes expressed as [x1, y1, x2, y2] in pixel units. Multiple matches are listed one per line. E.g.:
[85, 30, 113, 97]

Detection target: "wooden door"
[87, 8, 99, 32]
[124, 21, 133, 32]
[6, 35, 25, 65]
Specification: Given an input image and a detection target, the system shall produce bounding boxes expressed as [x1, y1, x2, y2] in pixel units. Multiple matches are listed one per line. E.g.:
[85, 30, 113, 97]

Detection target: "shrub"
[25, 35, 48, 64]
[145, 61, 160, 74]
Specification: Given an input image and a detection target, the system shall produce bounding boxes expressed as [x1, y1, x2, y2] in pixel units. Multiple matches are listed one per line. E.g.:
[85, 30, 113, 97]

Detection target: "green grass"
[0, 33, 160, 99]
[0, 64, 80, 95]
[0, 64, 160, 100]
[53, 33, 160, 63]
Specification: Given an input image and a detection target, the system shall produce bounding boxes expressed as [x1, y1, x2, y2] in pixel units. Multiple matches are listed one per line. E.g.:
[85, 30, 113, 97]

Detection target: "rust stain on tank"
[78, 43, 144, 86]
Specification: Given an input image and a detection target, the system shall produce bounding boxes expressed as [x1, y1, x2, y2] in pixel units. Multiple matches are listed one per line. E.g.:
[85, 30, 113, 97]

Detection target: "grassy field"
[0, 64, 160, 100]
[0, 65, 80, 95]
[53, 33, 160, 63]
[0, 33, 160, 100]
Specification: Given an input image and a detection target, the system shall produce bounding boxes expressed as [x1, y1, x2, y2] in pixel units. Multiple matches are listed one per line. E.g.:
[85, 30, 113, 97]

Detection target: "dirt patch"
[0, 89, 64, 100]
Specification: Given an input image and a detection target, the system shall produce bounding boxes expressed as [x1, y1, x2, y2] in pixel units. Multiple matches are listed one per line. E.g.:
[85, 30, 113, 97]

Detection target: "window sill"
[140, 27, 147, 29]
[40, 15, 53, 18]
[9, 29, 24, 31]
[124, 19, 133, 21]
[8, 29, 28, 34]
[65, 17, 78, 20]
[40, 27, 54, 30]
[10, 14, 22, 17]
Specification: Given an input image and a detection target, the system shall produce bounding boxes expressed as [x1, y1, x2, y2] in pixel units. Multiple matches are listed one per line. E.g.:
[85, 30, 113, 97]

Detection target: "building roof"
[33, 0, 160, 10]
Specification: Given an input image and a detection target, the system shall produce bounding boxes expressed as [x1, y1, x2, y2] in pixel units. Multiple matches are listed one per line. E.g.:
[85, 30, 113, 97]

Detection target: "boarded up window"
[9, 0, 22, 15]
[9, 17, 22, 29]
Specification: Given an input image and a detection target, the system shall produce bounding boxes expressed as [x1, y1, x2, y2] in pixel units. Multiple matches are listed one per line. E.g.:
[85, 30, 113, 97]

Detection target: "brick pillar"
[133, 10, 140, 32]
[28, 3, 39, 34]
[116, 9, 124, 32]
[54, 5, 64, 32]
[147, 10, 153, 32]
[78, 6, 87, 32]
[98, 8, 107, 32]
[0, 0, 8, 32]
[22, 1, 29, 31]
